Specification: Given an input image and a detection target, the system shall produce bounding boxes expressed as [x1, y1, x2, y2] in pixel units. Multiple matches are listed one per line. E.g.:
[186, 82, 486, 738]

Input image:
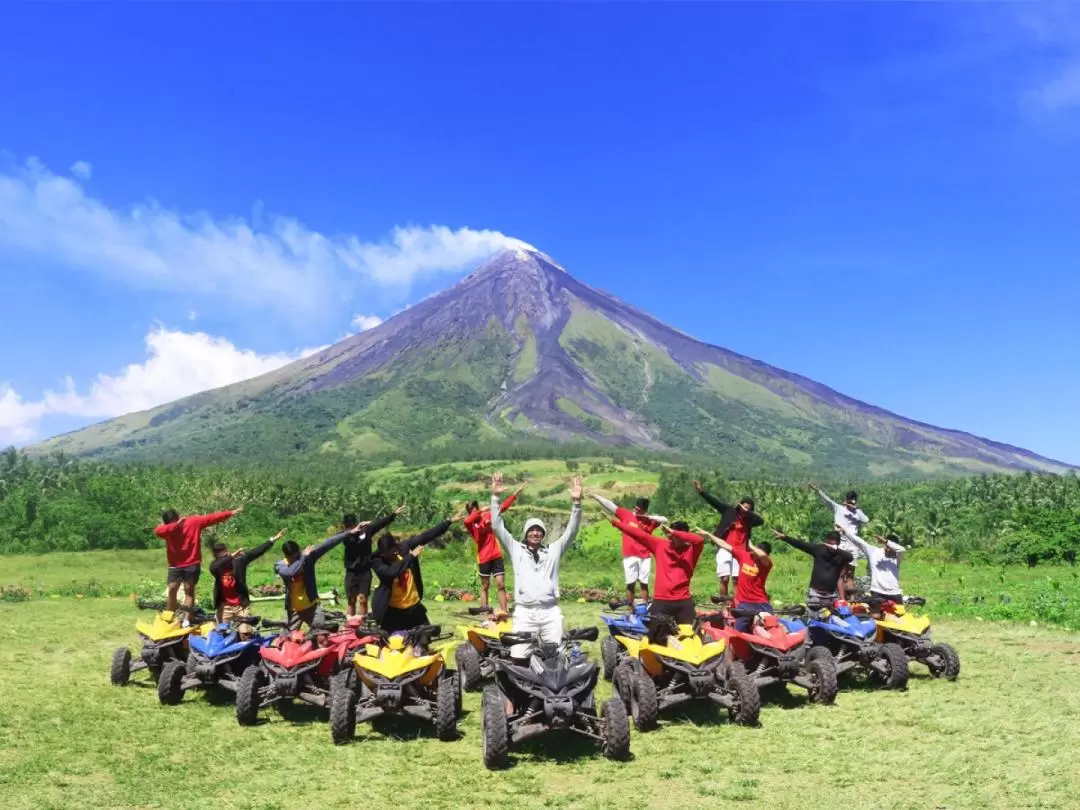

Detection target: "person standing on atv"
[772, 529, 854, 609]
[590, 494, 668, 608]
[371, 514, 461, 632]
[693, 481, 763, 599]
[490, 472, 583, 656]
[464, 483, 526, 615]
[155, 506, 243, 622]
[608, 518, 705, 636]
[344, 506, 406, 622]
[276, 524, 366, 631]
[210, 528, 285, 634]
[809, 483, 869, 588]
[837, 527, 906, 604]
[699, 529, 774, 633]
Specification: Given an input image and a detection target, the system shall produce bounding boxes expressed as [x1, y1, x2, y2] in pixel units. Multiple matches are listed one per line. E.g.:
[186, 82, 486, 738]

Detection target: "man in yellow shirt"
[275, 524, 365, 630]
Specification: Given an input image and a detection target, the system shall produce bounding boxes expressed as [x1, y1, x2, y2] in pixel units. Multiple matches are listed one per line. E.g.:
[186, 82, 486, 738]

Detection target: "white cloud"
[0, 157, 532, 320]
[1028, 63, 1080, 112]
[0, 327, 324, 445]
[350, 314, 384, 332]
[70, 160, 93, 180]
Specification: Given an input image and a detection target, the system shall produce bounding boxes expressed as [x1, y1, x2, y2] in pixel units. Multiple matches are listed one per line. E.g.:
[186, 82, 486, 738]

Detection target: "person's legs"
[510, 605, 540, 659]
[637, 557, 651, 603]
[537, 606, 564, 645]
[478, 561, 492, 609]
[494, 572, 508, 613]
[179, 567, 200, 625]
[622, 557, 637, 604]
[166, 572, 182, 612]
[288, 605, 316, 631]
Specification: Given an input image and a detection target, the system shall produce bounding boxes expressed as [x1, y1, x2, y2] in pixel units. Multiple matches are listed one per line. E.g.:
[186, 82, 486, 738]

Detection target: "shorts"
[287, 602, 325, 631]
[478, 558, 506, 578]
[715, 548, 739, 579]
[221, 604, 254, 634]
[511, 604, 563, 659]
[381, 604, 429, 633]
[622, 556, 651, 586]
[646, 599, 696, 643]
[345, 568, 373, 600]
[167, 564, 200, 586]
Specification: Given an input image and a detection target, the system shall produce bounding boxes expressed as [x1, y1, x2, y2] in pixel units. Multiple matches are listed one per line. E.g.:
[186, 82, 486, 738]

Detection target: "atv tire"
[455, 643, 483, 691]
[601, 697, 631, 761]
[600, 636, 619, 681]
[481, 686, 509, 769]
[875, 643, 909, 690]
[725, 661, 761, 726]
[436, 674, 459, 741]
[613, 661, 633, 710]
[158, 660, 186, 706]
[329, 675, 358, 745]
[805, 653, 838, 705]
[110, 647, 131, 686]
[235, 666, 266, 726]
[927, 643, 960, 681]
[806, 645, 833, 665]
[630, 672, 659, 732]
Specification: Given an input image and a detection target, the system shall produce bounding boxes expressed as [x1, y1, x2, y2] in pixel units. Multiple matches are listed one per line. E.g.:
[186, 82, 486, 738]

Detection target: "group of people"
[151, 474, 907, 649]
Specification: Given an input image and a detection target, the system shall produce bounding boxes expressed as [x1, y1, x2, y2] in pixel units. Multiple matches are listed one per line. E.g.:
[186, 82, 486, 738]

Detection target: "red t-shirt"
[615, 507, 660, 559]
[220, 570, 242, 606]
[154, 511, 235, 568]
[732, 545, 772, 604]
[465, 493, 517, 564]
[725, 516, 749, 549]
[614, 521, 704, 601]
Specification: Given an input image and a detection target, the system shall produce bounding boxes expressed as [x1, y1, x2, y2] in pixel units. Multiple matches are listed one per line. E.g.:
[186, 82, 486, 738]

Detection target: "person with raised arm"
[692, 480, 763, 600]
[343, 505, 406, 622]
[155, 505, 243, 622]
[808, 482, 870, 575]
[772, 528, 854, 609]
[210, 528, 285, 633]
[697, 528, 773, 632]
[464, 483, 526, 614]
[838, 527, 907, 603]
[490, 472, 582, 656]
[590, 493, 668, 607]
[275, 523, 366, 631]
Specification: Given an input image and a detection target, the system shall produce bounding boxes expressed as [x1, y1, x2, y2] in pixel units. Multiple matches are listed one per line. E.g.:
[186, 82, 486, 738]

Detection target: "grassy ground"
[0, 598, 1077, 809]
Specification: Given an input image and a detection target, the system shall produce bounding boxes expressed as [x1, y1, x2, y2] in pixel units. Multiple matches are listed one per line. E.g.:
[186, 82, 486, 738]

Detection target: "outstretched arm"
[773, 529, 813, 555]
[401, 520, 452, 552]
[697, 528, 732, 553]
[810, 483, 840, 512]
[590, 494, 619, 515]
[240, 530, 283, 568]
[614, 520, 661, 554]
[840, 528, 874, 558]
[190, 509, 242, 531]
[696, 487, 731, 515]
[550, 476, 584, 558]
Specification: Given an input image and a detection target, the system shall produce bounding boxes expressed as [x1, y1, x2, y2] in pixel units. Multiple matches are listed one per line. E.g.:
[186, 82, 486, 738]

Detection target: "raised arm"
[773, 530, 813, 555]
[695, 485, 731, 515]
[697, 528, 732, 553]
[550, 476, 584, 558]
[240, 531, 281, 567]
[646, 514, 669, 525]
[613, 519, 661, 554]
[306, 530, 350, 563]
[590, 494, 618, 515]
[275, 557, 304, 579]
[362, 511, 398, 540]
[840, 528, 873, 558]
[810, 484, 840, 512]
[190, 509, 242, 531]
[668, 528, 705, 548]
[400, 520, 452, 552]
[371, 554, 412, 581]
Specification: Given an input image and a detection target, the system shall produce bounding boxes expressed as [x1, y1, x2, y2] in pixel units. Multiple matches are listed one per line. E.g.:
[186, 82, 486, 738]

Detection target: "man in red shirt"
[591, 495, 668, 606]
[700, 528, 773, 633]
[611, 518, 705, 635]
[464, 483, 525, 613]
[154, 506, 242, 619]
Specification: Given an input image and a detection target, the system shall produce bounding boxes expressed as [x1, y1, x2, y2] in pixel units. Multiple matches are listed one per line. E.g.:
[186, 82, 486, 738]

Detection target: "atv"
[700, 597, 838, 705]
[454, 606, 513, 691]
[805, 600, 908, 690]
[235, 614, 378, 725]
[857, 595, 960, 680]
[599, 600, 648, 681]
[330, 624, 462, 744]
[157, 614, 273, 705]
[480, 626, 630, 769]
[110, 601, 214, 686]
[611, 610, 760, 731]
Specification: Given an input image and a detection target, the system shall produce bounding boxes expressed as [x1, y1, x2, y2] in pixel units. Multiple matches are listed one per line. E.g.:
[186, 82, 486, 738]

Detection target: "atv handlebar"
[323, 610, 346, 621]
[263, 619, 289, 629]
[468, 606, 494, 616]
[710, 594, 732, 605]
[566, 626, 599, 642]
[695, 612, 727, 625]
[137, 599, 166, 611]
[904, 596, 926, 606]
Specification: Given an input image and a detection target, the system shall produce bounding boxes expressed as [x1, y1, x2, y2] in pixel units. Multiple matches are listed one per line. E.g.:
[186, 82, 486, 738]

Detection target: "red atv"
[235, 613, 378, 725]
[700, 597, 838, 705]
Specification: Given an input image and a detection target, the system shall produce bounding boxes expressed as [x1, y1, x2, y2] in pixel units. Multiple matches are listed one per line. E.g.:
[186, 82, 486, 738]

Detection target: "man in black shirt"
[772, 529, 854, 609]
[344, 506, 405, 622]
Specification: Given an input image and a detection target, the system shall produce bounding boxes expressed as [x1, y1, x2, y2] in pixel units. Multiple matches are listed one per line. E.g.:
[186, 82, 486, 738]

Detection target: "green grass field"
[1, 596, 1078, 810]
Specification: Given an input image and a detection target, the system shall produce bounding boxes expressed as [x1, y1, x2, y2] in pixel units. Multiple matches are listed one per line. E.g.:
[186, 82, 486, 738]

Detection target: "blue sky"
[1, 3, 1078, 463]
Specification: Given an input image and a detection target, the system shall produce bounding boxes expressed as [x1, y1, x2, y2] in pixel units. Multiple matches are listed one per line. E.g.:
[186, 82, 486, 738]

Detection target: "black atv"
[481, 626, 630, 769]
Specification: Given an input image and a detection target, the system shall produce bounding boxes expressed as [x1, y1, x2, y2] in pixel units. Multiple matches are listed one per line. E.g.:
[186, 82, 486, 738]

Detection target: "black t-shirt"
[782, 536, 853, 593]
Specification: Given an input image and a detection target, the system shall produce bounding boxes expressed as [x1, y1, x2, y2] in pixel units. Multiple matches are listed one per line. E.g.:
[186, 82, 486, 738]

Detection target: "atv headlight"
[654, 653, 722, 673]
[361, 670, 426, 689]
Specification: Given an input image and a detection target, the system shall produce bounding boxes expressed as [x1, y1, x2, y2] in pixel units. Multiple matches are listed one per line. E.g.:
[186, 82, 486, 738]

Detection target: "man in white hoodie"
[490, 471, 582, 658]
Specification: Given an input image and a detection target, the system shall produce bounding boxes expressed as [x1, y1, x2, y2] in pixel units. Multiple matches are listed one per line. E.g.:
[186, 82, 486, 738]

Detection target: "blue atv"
[805, 600, 908, 690]
[599, 601, 648, 681]
[157, 614, 273, 705]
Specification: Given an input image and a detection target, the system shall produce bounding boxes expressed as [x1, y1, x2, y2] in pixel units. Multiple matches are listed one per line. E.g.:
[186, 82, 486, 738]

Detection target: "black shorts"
[478, 558, 505, 578]
[381, 604, 429, 633]
[167, 564, 200, 586]
[345, 568, 373, 599]
[648, 598, 696, 624]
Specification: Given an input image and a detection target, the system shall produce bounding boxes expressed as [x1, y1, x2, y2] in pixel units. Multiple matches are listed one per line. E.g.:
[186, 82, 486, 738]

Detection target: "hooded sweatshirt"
[154, 511, 237, 569]
[841, 529, 906, 595]
[490, 495, 581, 608]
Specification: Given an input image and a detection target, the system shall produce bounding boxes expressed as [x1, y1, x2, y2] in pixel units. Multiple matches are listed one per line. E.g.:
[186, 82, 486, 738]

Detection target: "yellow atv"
[862, 595, 960, 680]
[611, 610, 760, 730]
[329, 624, 461, 744]
[454, 606, 513, 691]
[110, 601, 214, 686]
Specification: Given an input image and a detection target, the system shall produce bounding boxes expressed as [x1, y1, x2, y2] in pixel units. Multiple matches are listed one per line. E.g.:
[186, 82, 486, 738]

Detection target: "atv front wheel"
[158, 660, 186, 705]
[235, 666, 266, 726]
[329, 674, 358, 745]
[481, 686, 509, 769]
[805, 653, 838, 705]
[874, 643, 909, 690]
[436, 673, 459, 741]
[927, 643, 960, 681]
[725, 662, 761, 726]
[631, 672, 659, 732]
[110, 647, 131, 686]
[601, 697, 631, 761]
[600, 636, 619, 681]
[613, 661, 633, 710]
[455, 644, 483, 691]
